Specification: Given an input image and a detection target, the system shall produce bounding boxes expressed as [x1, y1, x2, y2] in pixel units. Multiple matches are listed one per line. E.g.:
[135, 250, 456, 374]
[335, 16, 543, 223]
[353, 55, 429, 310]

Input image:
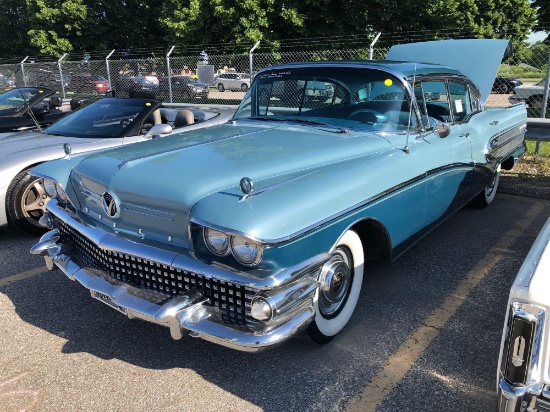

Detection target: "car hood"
[0, 131, 112, 159]
[386, 39, 511, 103]
[67, 122, 395, 247]
[0, 131, 62, 157]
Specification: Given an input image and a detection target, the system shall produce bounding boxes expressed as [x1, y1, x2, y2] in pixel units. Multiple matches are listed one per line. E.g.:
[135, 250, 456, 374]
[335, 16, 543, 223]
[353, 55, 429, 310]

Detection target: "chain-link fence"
[0, 33, 548, 118]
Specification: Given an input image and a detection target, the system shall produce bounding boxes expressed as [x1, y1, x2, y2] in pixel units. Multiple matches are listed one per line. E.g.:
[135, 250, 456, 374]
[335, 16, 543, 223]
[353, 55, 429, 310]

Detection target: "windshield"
[233, 66, 417, 132]
[0, 88, 47, 115]
[44, 98, 152, 138]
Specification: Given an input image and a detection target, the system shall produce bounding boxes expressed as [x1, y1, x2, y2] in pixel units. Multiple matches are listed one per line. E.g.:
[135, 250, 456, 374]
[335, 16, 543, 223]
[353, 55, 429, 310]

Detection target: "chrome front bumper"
[31, 206, 323, 352]
[498, 380, 550, 412]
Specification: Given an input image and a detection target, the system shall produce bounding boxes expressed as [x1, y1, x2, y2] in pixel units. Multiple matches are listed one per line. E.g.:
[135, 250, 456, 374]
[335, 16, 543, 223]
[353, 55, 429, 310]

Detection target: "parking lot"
[1, 193, 549, 411]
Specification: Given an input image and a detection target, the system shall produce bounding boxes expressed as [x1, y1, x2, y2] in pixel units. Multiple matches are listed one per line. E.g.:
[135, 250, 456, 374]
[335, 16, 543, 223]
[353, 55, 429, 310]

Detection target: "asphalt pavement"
[1, 194, 549, 412]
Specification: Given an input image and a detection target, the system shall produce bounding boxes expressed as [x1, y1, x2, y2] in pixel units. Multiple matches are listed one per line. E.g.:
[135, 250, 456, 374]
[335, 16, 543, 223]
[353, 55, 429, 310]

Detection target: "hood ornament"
[102, 192, 118, 218]
[240, 177, 254, 195]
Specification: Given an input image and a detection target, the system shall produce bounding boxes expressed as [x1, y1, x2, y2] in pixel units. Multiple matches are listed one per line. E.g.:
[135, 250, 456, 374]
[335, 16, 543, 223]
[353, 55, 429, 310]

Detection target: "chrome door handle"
[459, 132, 471, 138]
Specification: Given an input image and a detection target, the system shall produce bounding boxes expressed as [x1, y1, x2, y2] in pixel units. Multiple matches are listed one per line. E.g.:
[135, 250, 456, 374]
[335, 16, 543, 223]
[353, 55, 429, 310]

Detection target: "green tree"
[25, 0, 166, 56]
[26, 0, 88, 55]
[0, 0, 34, 58]
[76, 0, 166, 52]
[532, 0, 549, 43]
[159, 0, 370, 52]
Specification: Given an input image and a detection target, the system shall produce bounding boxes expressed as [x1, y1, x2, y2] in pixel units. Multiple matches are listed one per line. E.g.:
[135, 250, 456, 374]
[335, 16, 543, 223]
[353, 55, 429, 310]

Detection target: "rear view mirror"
[435, 123, 451, 138]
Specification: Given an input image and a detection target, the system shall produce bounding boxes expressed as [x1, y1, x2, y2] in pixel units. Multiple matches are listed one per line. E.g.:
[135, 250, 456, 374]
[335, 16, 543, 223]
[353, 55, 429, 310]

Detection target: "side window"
[448, 82, 471, 123]
[420, 81, 450, 123]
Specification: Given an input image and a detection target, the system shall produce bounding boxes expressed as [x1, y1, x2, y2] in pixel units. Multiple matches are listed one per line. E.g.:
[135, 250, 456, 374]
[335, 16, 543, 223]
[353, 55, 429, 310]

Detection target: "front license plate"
[91, 290, 127, 315]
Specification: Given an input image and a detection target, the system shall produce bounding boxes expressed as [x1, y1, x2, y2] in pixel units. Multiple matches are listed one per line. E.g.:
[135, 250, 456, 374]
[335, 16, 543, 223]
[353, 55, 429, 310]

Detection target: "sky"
[528, 31, 547, 43]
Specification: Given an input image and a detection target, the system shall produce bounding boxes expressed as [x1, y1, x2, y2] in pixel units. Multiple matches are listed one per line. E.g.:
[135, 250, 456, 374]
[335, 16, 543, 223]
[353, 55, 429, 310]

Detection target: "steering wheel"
[347, 109, 385, 124]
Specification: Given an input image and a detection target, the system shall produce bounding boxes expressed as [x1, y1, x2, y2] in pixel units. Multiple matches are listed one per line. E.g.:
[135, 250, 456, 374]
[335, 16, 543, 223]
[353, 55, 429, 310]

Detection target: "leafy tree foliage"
[0, 0, 541, 58]
[26, 0, 87, 55]
[0, 0, 34, 57]
[532, 0, 549, 43]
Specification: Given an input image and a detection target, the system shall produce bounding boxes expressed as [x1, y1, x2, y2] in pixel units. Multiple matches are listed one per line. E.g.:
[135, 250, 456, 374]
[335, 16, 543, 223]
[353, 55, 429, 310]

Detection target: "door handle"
[459, 132, 471, 138]
[490, 120, 499, 125]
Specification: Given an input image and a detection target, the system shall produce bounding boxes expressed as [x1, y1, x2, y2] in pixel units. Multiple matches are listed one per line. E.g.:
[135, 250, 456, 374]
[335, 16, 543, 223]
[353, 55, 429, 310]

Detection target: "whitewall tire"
[307, 230, 364, 343]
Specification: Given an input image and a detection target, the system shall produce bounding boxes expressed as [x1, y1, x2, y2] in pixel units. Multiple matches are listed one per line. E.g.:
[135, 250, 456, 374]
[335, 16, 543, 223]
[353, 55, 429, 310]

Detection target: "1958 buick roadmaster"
[30, 39, 527, 352]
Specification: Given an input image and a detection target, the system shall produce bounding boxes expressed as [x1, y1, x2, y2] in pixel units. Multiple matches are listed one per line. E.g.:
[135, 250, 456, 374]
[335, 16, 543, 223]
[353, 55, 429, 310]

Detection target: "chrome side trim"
[487, 123, 527, 163]
[122, 203, 176, 221]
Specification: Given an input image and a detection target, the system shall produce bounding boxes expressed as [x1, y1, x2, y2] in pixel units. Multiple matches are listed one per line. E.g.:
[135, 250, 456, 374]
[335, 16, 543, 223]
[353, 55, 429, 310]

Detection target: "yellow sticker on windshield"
[146, 102, 151, 106]
[384, 79, 393, 87]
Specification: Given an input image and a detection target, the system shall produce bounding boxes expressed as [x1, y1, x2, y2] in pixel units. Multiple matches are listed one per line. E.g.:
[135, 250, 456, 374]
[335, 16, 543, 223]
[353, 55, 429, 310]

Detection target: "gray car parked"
[0, 98, 234, 234]
[214, 73, 251, 92]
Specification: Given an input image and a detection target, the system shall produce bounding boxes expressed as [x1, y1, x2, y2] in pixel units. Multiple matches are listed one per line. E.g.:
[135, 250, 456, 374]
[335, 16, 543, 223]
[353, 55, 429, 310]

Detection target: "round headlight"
[251, 297, 272, 321]
[204, 228, 230, 256]
[55, 183, 70, 203]
[42, 179, 57, 198]
[230, 236, 263, 265]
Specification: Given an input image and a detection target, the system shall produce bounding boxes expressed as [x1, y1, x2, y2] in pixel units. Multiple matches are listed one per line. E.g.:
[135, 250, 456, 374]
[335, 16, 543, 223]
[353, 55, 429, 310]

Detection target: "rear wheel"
[307, 230, 364, 344]
[471, 166, 500, 208]
[6, 168, 50, 235]
[241, 83, 249, 92]
[217, 83, 225, 92]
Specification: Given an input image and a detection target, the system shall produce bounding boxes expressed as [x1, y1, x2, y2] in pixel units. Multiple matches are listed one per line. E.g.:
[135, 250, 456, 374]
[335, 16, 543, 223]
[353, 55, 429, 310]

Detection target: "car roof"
[257, 61, 462, 78]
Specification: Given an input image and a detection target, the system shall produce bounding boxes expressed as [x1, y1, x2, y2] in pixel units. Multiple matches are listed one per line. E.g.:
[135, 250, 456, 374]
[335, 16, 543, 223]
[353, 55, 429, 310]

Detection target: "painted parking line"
[0, 266, 49, 288]
[345, 202, 546, 412]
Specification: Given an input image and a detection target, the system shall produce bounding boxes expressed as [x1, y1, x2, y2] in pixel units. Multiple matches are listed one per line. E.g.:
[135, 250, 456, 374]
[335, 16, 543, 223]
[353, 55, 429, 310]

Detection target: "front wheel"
[6, 168, 51, 235]
[241, 83, 249, 92]
[307, 230, 364, 344]
[217, 83, 225, 92]
[471, 167, 500, 208]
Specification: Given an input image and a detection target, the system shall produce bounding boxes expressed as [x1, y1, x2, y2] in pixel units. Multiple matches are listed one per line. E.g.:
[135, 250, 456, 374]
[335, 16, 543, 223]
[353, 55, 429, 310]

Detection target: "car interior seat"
[49, 96, 63, 112]
[173, 109, 195, 128]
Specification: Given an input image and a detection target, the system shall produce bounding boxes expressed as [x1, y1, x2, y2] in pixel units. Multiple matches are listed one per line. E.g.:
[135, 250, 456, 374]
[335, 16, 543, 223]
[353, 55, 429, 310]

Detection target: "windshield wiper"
[247, 116, 349, 134]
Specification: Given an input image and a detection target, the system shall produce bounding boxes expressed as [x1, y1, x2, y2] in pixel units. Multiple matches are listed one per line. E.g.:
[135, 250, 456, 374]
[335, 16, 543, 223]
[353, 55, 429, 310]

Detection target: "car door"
[414, 79, 475, 228]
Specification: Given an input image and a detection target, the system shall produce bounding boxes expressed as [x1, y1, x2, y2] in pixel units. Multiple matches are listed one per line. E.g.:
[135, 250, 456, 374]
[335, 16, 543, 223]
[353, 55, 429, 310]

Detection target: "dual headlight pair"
[203, 227, 264, 266]
[42, 178, 72, 205]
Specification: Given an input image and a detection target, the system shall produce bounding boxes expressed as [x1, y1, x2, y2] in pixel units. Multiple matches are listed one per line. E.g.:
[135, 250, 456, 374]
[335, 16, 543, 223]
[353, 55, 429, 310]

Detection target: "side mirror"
[435, 123, 451, 138]
[144, 124, 172, 139]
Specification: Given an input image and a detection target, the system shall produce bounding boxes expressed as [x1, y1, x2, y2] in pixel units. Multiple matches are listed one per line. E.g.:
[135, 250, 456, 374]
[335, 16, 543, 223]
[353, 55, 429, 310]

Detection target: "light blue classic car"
[30, 39, 527, 352]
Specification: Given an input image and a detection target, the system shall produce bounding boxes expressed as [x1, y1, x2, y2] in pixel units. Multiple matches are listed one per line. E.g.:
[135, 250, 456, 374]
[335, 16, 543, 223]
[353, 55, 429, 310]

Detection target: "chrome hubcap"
[318, 248, 352, 318]
[20, 179, 50, 227]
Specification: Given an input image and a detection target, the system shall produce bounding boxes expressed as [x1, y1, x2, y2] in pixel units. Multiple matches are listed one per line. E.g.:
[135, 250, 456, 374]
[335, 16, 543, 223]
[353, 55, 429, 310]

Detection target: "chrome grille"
[58, 222, 253, 325]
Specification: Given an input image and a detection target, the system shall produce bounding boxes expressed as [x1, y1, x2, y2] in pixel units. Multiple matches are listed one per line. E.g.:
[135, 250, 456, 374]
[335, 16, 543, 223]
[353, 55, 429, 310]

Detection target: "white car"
[497, 217, 550, 411]
[0, 98, 234, 234]
[509, 80, 549, 108]
[214, 73, 251, 92]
